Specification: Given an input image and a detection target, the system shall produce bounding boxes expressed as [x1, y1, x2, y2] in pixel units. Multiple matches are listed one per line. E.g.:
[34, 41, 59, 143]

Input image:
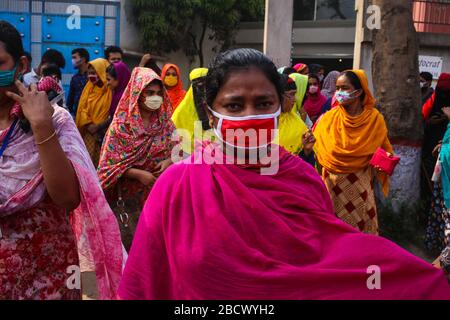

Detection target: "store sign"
[419, 55, 443, 79]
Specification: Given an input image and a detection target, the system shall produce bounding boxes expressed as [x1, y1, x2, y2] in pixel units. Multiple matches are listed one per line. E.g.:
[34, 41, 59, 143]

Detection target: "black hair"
[205, 48, 283, 107]
[106, 63, 117, 79]
[0, 20, 24, 62]
[282, 67, 297, 76]
[310, 64, 324, 74]
[105, 46, 123, 59]
[420, 72, 433, 82]
[192, 76, 210, 130]
[308, 73, 321, 85]
[42, 49, 65, 69]
[24, 51, 32, 64]
[72, 48, 90, 63]
[281, 74, 297, 91]
[148, 78, 163, 89]
[41, 63, 62, 80]
[341, 70, 365, 102]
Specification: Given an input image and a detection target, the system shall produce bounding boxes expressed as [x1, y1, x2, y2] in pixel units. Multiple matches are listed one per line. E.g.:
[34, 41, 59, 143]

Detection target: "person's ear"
[202, 102, 214, 128]
[354, 89, 363, 98]
[16, 55, 28, 80]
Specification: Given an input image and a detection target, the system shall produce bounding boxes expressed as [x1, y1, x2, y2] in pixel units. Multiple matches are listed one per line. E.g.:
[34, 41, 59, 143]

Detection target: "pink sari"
[0, 105, 123, 299]
[119, 144, 450, 300]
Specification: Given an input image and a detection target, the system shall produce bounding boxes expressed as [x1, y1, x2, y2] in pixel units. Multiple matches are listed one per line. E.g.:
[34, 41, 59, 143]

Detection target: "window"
[293, 0, 316, 21]
[294, 0, 356, 21]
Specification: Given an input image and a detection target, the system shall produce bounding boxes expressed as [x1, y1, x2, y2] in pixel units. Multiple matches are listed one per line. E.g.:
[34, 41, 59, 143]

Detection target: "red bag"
[369, 147, 400, 176]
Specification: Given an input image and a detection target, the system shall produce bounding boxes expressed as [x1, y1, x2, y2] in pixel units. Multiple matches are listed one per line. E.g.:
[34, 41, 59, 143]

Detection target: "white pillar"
[263, 0, 294, 68]
[353, 0, 366, 69]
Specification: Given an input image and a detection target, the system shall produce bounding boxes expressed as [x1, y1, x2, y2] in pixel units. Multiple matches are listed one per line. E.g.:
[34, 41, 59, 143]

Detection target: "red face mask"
[208, 107, 281, 149]
[88, 74, 99, 84]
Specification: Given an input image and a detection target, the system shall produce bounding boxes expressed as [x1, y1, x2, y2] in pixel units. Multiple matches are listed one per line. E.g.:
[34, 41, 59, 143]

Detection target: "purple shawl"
[110, 61, 131, 117]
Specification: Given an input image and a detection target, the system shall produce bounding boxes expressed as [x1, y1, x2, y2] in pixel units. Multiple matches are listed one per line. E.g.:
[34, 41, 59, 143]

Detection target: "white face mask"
[144, 95, 163, 110]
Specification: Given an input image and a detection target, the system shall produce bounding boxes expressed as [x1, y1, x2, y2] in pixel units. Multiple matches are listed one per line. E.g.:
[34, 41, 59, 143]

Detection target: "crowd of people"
[0, 20, 450, 300]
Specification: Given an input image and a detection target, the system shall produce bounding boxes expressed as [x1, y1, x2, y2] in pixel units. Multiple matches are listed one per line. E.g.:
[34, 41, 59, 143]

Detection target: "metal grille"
[104, 18, 116, 46]
[0, 1, 120, 49]
[0, 0, 120, 96]
[44, 2, 103, 16]
[31, 14, 41, 42]
[32, 1, 42, 13]
[413, 0, 450, 34]
[0, 0, 29, 12]
[31, 43, 41, 65]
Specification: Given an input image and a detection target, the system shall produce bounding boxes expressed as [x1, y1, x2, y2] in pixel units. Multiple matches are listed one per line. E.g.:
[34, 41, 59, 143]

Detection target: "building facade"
[0, 0, 121, 94]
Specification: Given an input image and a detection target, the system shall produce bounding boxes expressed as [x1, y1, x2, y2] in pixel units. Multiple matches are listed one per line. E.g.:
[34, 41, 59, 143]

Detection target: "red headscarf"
[303, 77, 328, 119]
[97, 67, 175, 190]
[437, 73, 450, 91]
[161, 63, 186, 111]
[423, 73, 450, 121]
[37, 76, 63, 93]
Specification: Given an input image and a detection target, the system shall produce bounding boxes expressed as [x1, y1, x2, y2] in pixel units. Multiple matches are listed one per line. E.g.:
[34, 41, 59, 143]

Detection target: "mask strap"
[50, 92, 65, 105]
[211, 108, 279, 151]
[207, 106, 281, 121]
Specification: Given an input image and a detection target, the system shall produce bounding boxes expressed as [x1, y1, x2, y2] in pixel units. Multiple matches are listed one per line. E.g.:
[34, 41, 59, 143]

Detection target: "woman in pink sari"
[119, 48, 450, 300]
[0, 21, 123, 300]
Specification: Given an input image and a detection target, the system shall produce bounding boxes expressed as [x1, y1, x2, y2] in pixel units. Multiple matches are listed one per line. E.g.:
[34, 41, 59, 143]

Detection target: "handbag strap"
[115, 180, 130, 227]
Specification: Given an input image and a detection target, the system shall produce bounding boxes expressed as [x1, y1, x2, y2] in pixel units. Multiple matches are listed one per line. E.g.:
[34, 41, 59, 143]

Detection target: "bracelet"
[440, 246, 450, 275]
[35, 131, 57, 145]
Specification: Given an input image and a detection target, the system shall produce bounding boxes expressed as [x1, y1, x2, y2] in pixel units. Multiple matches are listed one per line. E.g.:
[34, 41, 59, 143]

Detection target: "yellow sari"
[278, 73, 309, 155]
[76, 58, 112, 166]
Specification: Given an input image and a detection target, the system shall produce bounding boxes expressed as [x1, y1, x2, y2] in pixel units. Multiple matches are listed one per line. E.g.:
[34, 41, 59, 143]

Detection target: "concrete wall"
[236, 20, 356, 61]
[419, 32, 450, 79]
[120, 0, 142, 57]
[120, 0, 450, 91]
[118, 0, 358, 89]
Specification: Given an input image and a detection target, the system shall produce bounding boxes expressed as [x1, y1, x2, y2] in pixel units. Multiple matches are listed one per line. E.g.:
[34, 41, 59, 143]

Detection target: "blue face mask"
[0, 64, 17, 87]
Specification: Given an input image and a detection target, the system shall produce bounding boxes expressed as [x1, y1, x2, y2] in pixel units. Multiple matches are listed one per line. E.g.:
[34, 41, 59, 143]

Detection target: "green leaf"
[130, 0, 264, 62]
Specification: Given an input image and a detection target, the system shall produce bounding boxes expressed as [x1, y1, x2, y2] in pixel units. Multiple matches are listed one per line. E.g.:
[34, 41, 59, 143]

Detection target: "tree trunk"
[371, 0, 423, 211]
[198, 19, 208, 67]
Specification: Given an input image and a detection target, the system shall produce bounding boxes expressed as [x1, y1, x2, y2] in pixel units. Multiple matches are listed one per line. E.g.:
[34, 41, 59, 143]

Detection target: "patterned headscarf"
[97, 67, 175, 190]
[37, 76, 62, 93]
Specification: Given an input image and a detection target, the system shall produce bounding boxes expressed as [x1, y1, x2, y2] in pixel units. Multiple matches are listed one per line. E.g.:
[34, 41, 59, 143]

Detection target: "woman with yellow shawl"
[76, 58, 112, 166]
[314, 70, 393, 235]
[279, 72, 311, 155]
[172, 68, 211, 155]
